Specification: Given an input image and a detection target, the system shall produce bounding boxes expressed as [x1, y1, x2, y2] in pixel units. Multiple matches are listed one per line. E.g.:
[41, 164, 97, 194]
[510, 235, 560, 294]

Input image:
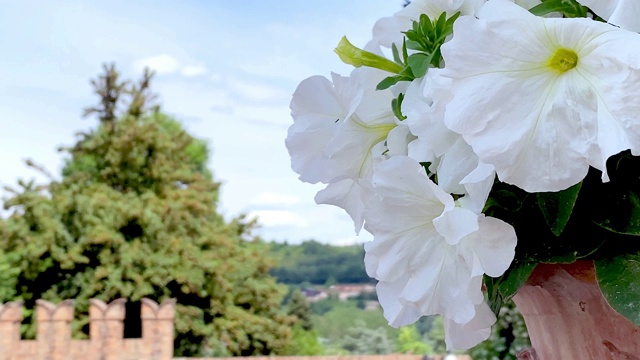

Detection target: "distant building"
[364, 300, 380, 311]
[300, 284, 377, 303]
[301, 288, 328, 303]
[329, 284, 376, 301]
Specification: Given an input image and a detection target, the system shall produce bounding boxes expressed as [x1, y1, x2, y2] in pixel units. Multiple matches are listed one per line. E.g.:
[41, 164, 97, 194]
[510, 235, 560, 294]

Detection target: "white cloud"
[181, 65, 209, 77]
[152, 80, 232, 113]
[134, 54, 180, 75]
[251, 192, 300, 206]
[1, 0, 403, 246]
[332, 236, 365, 247]
[229, 80, 288, 101]
[133, 57, 211, 78]
[233, 104, 290, 125]
[247, 210, 308, 227]
[238, 54, 317, 82]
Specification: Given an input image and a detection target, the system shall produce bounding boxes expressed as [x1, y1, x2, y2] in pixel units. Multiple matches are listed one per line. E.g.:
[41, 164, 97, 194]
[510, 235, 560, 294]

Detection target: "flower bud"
[334, 36, 403, 74]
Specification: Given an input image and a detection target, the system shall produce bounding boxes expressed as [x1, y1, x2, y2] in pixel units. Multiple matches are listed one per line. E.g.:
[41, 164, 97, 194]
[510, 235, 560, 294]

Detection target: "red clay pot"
[513, 261, 640, 360]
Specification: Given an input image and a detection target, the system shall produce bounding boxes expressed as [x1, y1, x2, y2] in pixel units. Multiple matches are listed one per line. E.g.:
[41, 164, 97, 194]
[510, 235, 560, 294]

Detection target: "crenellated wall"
[0, 298, 175, 360]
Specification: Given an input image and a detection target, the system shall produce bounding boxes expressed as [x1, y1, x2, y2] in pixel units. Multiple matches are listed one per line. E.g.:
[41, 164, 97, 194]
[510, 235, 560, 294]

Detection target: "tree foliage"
[287, 289, 314, 331]
[396, 325, 432, 355]
[269, 240, 372, 284]
[282, 325, 324, 356]
[425, 316, 446, 355]
[340, 320, 393, 355]
[0, 64, 292, 356]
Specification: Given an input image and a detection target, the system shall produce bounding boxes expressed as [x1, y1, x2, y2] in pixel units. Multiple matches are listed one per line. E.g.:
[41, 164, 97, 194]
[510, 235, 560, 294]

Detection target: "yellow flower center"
[547, 48, 578, 73]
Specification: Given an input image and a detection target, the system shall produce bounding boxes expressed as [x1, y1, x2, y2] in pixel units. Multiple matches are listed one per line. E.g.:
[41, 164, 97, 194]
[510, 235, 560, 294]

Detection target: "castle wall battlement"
[0, 298, 175, 360]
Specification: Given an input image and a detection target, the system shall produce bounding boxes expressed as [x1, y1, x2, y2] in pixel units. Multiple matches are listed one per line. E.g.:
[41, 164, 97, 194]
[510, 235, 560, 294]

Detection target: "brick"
[0, 298, 175, 360]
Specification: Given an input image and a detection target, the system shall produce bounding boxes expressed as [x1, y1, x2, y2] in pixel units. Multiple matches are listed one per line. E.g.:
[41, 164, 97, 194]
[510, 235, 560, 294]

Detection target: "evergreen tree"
[282, 325, 324, 356]
[425, 316, 446, 355]
[396, 325, 432, 355]
[287, 289, 314, 331]
[340, 320, 393, 355]
[0, 64, 292, 356]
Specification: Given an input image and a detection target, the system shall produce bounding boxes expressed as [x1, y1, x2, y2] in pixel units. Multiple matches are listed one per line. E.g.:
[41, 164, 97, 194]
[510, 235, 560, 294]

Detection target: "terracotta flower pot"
[512, 260, 640, 360]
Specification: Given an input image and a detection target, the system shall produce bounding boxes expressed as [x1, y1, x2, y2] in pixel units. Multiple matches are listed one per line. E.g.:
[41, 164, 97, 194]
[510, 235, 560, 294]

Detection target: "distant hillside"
[268, 240, 373, 285]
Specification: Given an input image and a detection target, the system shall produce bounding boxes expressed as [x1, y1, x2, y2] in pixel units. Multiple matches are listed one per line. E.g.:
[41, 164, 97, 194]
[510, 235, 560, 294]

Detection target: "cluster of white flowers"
[286, 0, 640, 349]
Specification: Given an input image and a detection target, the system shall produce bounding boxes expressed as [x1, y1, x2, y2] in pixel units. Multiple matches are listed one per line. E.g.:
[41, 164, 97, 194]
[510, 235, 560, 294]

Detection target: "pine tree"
[0, 64, 292, 356]
[287, 289, 314, 331]
[340, 320, 393, 355]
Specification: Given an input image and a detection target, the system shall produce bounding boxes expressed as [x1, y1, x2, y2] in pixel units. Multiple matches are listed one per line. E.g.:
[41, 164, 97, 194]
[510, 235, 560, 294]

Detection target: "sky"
[0, 1, 404, 245]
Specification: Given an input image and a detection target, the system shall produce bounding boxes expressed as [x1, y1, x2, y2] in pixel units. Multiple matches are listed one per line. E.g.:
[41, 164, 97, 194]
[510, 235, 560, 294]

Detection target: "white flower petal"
[372, 0, 486, 48]
[577, 0, 640, 32]
[364, 156, 515, 325]
[386, 123, 415, 157]
[287, 68, 400, 233]
[371, 243, 478, 325]
[444, 302, 496, 350]
[403, 71, 484, 195]
[375, 276, 422, 327]
[441, 0, 640, 192]
[405, 70, 458, 161]
[327, 120, 392, 181]
[286, 75, 350, 183]
[459, 216, 517, 277]
[407, 138, 436, 163]
[458, 162, 496, 214]
[330, 72, 364, 121]
[436, 138, 480, 195]
[324, 68, 397, 181]
[315, 178, 372, 233]
[433, 207, 479, 245]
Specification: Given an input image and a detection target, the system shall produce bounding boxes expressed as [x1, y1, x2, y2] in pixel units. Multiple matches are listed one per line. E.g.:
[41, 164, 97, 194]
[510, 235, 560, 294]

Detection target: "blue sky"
[0, 1, 404, 245]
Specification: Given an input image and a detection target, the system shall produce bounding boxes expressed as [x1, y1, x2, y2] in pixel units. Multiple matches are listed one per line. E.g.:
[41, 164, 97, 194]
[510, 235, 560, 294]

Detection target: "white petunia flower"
[441, 0, 640, 192]
[576, 0, 640, 32]
[363, 156, 516, 345]
[287, 73, 362, 184]
[286, 66, 402, 231]
[403, 69, 489, 196]
[372, 0, 485, 49]
[444, 302, 496, 350]
[404, 71, 457, 166]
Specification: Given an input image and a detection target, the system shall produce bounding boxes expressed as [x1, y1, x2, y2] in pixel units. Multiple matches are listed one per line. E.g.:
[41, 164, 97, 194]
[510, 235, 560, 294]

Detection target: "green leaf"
[589, 153, 640, 235]
[391, 43, 402, 64]
[485, 261, 536, 315]
[536, 182, 582, 237]
[529, 0, 588, 18]
[483, 188, 528, 214]
[391, 93, 407, 121]
[444, 12, 460, 28]
[402, 38, 409, 64]
[434, 11, 447, 33]
[376, 76, 401, 91]
[593, 191, 640, 235]
[404, 40, 423, 51]
[407, 53, 431, 79]
[596, 254, 640, 326]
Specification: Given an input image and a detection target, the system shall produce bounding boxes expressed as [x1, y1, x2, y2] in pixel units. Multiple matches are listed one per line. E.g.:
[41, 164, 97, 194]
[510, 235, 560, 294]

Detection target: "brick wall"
[0, 301, 472, 360]
[0, 298, 175, 360]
